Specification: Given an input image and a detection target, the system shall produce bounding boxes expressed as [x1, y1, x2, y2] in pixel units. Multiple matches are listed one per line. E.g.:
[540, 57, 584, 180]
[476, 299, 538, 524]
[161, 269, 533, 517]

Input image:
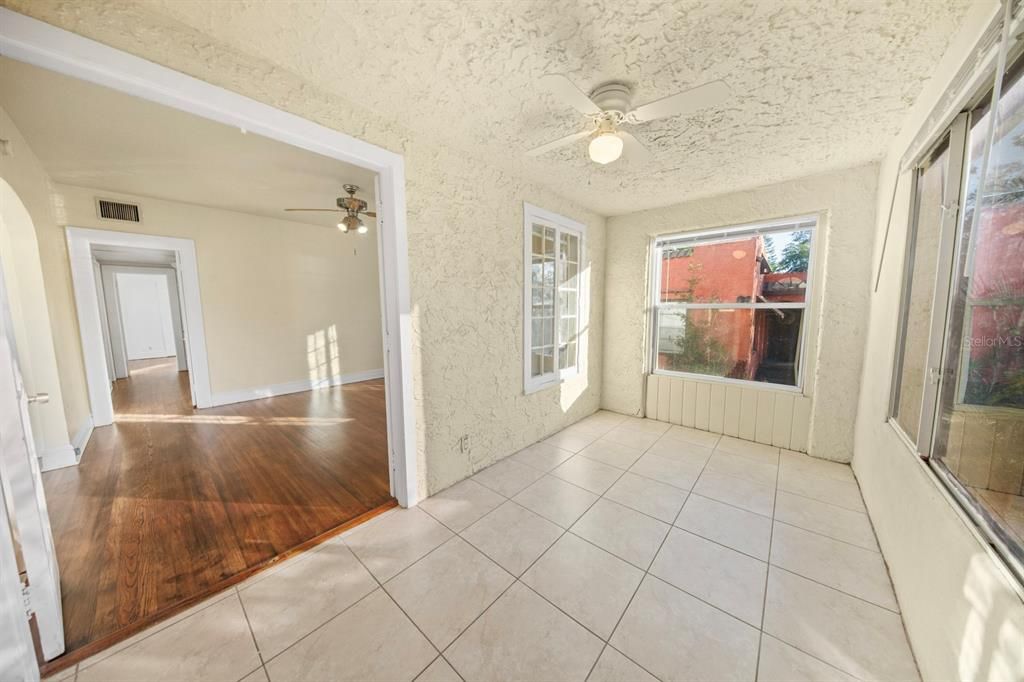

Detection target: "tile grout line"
[754, 445, 783, 678]
[768, 563, 902, 615]
[486, 421, 898, 680]
[757, 632, 871, 681]
[771, 517, 881, 554]
[341, 536, 451, 674]
[444, 457, 638, 676]
[344, 453, 892, 682]
[234, 586, 269, 678]
[255, 574, 382, 668]
[73, 586, 239, 673]
[408, 460, 624, 678]
[583, 446, 719, 682]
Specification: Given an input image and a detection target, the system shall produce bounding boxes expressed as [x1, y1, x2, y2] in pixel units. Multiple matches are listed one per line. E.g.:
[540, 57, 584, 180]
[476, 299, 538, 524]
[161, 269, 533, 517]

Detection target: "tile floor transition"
[49, 411, 919, 682]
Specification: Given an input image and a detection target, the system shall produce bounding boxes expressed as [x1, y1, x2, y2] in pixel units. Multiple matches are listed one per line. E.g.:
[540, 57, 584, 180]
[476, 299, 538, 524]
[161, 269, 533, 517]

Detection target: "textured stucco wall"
[852, 0, 1024, 678]
[1, 2, 606, 498]
[603, 164, 878, 462]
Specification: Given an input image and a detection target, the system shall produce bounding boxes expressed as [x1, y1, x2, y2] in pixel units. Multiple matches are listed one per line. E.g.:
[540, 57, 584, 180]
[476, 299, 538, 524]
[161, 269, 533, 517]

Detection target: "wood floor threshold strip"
[39, 498, 398, 677]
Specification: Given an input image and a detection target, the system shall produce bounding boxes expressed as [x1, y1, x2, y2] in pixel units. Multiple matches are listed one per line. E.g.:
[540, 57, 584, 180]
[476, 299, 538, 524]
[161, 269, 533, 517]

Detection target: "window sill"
[884, 418, 1024, 596]
[525, 369, 579, 396]
[650, 368, 806, 395]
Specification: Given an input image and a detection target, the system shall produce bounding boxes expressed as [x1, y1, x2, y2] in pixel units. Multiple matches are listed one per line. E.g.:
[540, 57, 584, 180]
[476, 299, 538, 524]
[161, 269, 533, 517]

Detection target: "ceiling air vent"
[96, 198, 141, 223]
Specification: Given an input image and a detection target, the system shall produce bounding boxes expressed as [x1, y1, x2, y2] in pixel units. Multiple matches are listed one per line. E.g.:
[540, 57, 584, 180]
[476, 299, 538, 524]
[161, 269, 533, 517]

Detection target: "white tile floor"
[51, 411, 920, 682]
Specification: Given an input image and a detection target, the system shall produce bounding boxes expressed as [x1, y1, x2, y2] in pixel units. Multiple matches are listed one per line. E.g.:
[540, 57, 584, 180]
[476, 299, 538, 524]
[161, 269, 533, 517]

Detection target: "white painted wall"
[54, 185, 387, 404]
[602, 164, 879, 463]
[0, 106, 76, 469]
[115, 272, 176, 361]
[852, 1, 1024, 679]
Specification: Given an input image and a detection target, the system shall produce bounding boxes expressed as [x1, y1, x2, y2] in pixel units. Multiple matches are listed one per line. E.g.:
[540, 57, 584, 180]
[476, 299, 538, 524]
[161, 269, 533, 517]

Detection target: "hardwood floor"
[42, 357, 393, 657]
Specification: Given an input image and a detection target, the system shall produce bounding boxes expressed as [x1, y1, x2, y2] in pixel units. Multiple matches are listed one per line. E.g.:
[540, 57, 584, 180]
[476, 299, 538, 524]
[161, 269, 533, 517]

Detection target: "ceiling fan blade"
[526, 129, 593, 157]
[539, 74, 601, 116]
[284, 208, 344, 212]
[619, 130, 653, 164]
[628, 79, 730, 123]
[363, 211, 377, 218]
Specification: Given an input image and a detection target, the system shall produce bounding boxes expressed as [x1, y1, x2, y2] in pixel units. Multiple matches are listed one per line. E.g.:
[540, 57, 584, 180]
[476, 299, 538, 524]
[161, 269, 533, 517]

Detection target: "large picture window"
[523, 203, 587, 393]
[891, 56, 1024, 576]
[650, 217, 817, 389]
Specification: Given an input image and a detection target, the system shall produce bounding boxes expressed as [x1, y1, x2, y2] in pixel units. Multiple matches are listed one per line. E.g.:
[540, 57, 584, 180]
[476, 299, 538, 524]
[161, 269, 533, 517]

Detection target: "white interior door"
[0, 260, 64, 662]
[0, 475, 38, 681]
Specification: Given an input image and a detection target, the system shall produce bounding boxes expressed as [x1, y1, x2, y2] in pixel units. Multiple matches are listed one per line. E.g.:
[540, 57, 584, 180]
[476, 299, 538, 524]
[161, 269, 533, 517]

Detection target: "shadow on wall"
[958, 552, 1024, 680]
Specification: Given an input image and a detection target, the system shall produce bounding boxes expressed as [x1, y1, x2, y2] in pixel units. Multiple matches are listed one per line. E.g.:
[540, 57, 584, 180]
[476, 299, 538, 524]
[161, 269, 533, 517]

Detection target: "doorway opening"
[0, 10, 417, 673]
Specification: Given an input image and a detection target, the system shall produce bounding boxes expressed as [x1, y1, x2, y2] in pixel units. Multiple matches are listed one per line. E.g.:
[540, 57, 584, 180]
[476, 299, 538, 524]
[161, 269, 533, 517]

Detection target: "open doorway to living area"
[0, 50, 407, 664]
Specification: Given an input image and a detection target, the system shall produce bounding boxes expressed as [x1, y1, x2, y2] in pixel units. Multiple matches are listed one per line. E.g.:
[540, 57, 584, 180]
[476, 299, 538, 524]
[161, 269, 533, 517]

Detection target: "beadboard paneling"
[645, 374, 811, 452]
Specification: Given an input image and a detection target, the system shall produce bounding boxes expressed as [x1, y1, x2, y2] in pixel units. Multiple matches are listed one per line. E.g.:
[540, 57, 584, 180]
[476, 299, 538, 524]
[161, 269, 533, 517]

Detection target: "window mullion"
[553, 226, 562, 369]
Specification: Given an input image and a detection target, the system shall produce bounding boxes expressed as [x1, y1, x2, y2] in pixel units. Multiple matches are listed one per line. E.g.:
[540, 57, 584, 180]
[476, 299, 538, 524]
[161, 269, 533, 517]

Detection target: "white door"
[0, 259, 64, 663]
[0, 476, 38, 681]
[116, 272, 176, 361]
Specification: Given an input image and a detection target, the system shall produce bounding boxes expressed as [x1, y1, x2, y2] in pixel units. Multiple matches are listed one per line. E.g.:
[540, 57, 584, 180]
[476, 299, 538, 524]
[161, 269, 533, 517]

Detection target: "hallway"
[41, 358, 393, 658]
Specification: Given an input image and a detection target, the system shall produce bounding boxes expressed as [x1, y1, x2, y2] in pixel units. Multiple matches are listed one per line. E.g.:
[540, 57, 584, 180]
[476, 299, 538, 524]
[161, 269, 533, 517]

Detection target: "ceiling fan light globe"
[356, 223, 368, 234]
[339, 214, 364, 233]
[589, 132, 623, 164]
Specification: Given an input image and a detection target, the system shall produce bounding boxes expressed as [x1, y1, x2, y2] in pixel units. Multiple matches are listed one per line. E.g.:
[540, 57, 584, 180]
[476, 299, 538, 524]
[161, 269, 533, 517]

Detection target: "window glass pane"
[557, 231, 581, 372]
[654, 307, 803, 386]
[541, 346, 555, 374]
[560, 317, 577, 342]
[932, 72, 1024, 560]
[561, 231, 580, 264]
[893, 145, 950, 443]
[530, 223, 557, 378]
[559, 341, 577, 370]
[658, 227, 811, 305]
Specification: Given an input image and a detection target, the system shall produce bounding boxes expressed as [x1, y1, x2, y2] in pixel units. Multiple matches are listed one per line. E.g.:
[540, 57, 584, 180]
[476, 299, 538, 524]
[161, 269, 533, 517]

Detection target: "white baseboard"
[210, 369, 385, 408]
[38, 444, 77, 471]
[71, 417, 94, 461]
[38, 416, 94, 471]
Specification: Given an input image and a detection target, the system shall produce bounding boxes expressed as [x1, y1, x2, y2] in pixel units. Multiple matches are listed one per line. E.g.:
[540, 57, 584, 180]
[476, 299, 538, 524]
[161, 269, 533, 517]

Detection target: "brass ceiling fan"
[285, 184, 376, 234]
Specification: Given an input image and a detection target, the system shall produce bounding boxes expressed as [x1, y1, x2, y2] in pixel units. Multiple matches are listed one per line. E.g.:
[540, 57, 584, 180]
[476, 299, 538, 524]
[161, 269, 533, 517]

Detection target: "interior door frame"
[0, 7, 419, 507]
[67, 228, 213, 426]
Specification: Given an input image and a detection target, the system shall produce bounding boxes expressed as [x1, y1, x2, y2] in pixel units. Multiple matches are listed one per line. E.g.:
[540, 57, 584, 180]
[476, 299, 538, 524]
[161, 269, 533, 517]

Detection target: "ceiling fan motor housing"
[337, 184, 368, 213]
[589, 81, 632, 117]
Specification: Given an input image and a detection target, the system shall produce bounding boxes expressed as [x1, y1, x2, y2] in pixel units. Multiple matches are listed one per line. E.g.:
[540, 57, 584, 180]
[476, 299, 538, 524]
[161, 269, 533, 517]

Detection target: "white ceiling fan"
[527, 75, 730, 165]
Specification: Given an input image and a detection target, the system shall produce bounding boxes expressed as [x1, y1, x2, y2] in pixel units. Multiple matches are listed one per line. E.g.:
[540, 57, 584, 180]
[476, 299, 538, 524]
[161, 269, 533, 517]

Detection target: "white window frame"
[649, 215, 819, 392]
[523, 202, 588, 394]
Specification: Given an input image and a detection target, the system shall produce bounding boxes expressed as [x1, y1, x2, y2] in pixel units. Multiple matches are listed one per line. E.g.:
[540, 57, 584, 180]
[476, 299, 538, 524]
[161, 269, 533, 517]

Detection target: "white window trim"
[649, 215, 819, 392]
[523, 202, 588, 395]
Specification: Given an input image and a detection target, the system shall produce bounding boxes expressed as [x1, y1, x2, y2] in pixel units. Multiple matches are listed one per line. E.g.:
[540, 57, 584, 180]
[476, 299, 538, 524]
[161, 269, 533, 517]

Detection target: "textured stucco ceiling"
[6, 0, 972, 216]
